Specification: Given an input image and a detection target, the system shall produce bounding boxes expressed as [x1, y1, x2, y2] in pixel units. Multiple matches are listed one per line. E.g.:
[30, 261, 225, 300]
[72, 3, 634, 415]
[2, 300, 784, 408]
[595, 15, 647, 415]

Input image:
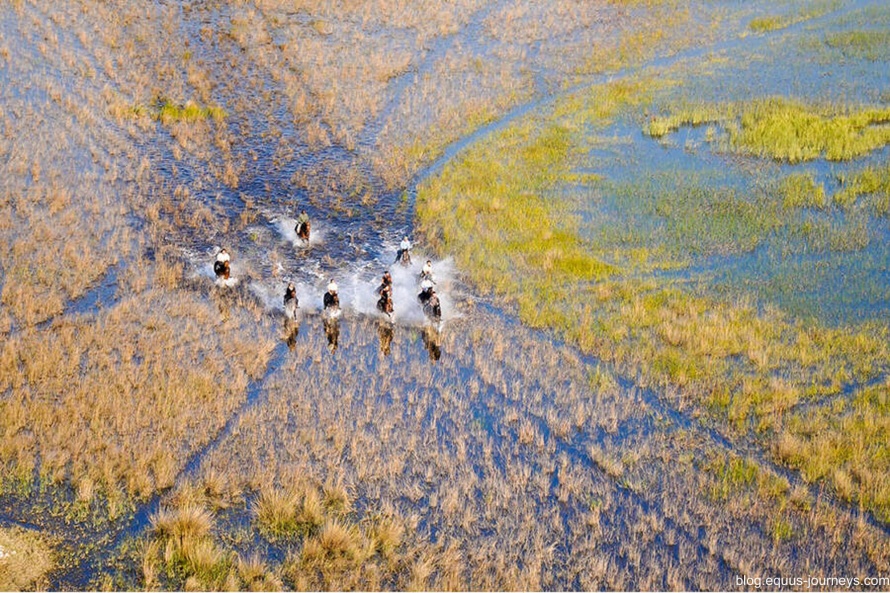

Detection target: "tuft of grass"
[824, 30, 890, 62]
[151, 505, 213, 544]
[779, 172, 827, 210]
[0, 527, 53, 591]
[834, 163, 890, 215]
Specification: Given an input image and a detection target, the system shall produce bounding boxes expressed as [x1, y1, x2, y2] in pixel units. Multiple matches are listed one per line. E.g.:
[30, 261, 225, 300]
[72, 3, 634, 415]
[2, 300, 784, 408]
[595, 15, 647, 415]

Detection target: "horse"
[422, 293, 441, 324]
[284, 284, 299, 321]
[213, 259, 230, 280]
[395, 247, 411, 267]
[418, 286, 433, 306]
[323, 290, 341, 319]
[284, 296, 299, 321]
[376, 287, 394, 320]
[296, 219, 310, 243]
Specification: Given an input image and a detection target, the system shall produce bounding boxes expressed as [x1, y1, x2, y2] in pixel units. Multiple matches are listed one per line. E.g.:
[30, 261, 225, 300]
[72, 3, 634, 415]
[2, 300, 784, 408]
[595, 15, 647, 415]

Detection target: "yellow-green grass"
[648, 98, 890, 162]
[747, 1, 841, 33]
[417, 78, 890, 520]
[834, 163, 890, 215]
[0, 527, 54, 591]
[779, 172, 827, 210]
[779, 379, 890, 522]
[824, 30, 890, 62]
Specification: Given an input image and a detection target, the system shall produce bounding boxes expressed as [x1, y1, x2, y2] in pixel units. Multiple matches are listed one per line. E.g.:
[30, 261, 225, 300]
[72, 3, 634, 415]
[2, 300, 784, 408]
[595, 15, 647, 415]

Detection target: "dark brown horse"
[213, 259, 230, 280]
[377, 286, 394, 318]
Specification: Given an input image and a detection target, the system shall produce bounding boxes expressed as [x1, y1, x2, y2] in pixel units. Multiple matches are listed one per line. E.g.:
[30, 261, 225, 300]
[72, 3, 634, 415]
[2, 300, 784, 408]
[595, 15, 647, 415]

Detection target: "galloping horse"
[376, 286, 394, 319]
[214, 249, 231, 280]
[284, 282, 299, 321]
[296, 219, 311, 243]
[422, 292, 441, 324]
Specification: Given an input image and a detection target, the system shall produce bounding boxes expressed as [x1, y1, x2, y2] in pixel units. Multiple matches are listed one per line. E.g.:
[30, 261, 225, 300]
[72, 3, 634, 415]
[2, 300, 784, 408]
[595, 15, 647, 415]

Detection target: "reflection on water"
[377, 320, 393, 356]
[422, 325, 441, 361]
[285, 320, 299, 351]
[324, 318, 340, 353]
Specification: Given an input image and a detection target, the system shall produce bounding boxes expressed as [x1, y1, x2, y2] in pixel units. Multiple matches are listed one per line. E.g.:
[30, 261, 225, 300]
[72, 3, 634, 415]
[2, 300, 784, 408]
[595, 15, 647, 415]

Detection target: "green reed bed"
[647, 97, 890, 162]
[417, 76, 890, 521]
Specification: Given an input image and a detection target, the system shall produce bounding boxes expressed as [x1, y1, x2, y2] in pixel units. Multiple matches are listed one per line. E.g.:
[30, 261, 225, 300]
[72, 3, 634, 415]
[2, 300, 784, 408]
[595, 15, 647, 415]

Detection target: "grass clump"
[748, 1, 840, 33]
[779, 381, 890, 522]
[834, 163, 890, 215]
[647, 98, 890, 162]
[254, 485, 326, 539]
[0, 527, 53, 591]
[731, 98, 890, 162]
[156, 98, 226, 124]
[779, 172, 827, 210]
[824, 30, 890, 62]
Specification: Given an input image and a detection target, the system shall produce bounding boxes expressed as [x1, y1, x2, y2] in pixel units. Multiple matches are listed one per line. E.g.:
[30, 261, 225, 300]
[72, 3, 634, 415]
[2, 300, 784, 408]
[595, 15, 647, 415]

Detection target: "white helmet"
[327, 281, 338, 292]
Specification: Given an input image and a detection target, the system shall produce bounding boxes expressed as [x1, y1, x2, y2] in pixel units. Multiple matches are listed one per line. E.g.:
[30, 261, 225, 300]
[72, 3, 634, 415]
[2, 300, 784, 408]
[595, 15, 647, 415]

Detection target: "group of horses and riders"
[214, 217, 443, 327]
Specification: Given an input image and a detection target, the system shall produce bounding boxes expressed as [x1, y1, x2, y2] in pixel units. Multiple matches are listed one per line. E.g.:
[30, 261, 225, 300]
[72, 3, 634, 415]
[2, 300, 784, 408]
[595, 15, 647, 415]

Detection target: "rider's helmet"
[421, 279, 433, 291]
[328, 280, 338, 293]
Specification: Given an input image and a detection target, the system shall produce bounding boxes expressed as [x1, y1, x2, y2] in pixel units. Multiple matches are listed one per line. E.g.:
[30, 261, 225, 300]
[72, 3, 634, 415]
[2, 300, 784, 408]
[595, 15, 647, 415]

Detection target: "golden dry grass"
[0, 527, 54, 592]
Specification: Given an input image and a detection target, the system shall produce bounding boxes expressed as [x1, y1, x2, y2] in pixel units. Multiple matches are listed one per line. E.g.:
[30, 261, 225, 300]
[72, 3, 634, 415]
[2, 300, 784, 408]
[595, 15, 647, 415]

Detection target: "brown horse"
[377, 286, 394, 319]
[213, 259, 230, 280]
[296, 219, 311, 242]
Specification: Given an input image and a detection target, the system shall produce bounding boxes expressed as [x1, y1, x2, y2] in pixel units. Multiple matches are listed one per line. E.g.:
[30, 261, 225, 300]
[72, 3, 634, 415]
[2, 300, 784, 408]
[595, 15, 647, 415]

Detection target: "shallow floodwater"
[2, 0, 889, 589]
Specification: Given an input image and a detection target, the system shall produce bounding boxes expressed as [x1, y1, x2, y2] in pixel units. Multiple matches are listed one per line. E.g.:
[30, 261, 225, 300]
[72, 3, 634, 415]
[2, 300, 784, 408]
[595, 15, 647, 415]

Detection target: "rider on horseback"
[323, 279, 340, 311]
[295, 209, 310, 242]
[214, 248, 231, 280]
[376, 283, 394, 317]
[284, 282, 298, 319]
[418, 278, 434, 305]
[376, 271, 393, 295]
[420, 260, 434, 283]
[395, 236, 411, 265]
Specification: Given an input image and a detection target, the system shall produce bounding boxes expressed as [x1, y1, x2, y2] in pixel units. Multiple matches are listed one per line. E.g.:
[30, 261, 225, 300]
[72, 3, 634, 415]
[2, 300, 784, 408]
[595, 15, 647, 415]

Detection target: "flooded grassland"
[1, 0, 888, 590]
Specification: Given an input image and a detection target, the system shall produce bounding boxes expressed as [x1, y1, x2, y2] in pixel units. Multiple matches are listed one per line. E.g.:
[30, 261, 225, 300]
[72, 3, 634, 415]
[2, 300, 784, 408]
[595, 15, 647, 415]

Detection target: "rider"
[420, 260, 434, 282]
[395, 236, 411, 264]
[284, 282, 298, 307]
[377, 283, 393, 315]
[295, 209, 310, 240]
[376, 271, 393, 295]
[323, 279, 340, 311]
[418, 278, 434, 305]
[214, 248, 231, 279]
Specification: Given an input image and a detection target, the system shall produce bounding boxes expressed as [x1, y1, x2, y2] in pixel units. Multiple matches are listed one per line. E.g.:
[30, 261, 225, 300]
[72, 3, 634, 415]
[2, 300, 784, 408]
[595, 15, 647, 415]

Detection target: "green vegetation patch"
[834, 163, 890, 216]
[0, 527, 53, 591]
[779, 172, 827, 210]
[748, 1, 841, 32]
[780, 380, 890, 522]
[418, 75, 890, 522]
[824, 30, 890, 62]
[648, 98, 890, 162]
[157, 99, 226, 123]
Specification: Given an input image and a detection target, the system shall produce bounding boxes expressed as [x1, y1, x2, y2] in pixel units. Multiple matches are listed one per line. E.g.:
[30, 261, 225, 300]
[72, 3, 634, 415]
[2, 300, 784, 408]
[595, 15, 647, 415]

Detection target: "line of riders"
[214, 220, 442, 325]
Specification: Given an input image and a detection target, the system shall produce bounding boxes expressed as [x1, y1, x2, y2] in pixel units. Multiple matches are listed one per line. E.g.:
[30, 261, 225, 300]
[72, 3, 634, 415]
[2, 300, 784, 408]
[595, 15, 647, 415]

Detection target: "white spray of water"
[248, 256, 459, 327]
[272, 216, 326, 249]
[188, 246, 241, 287]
